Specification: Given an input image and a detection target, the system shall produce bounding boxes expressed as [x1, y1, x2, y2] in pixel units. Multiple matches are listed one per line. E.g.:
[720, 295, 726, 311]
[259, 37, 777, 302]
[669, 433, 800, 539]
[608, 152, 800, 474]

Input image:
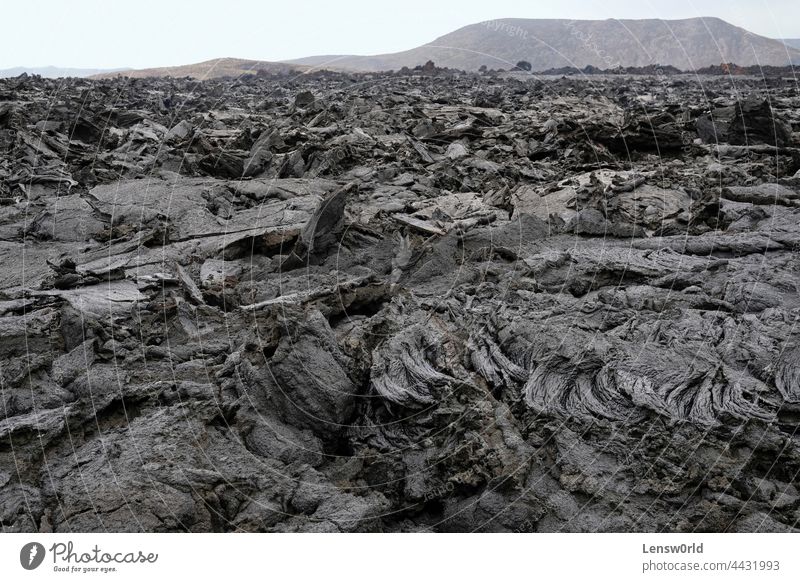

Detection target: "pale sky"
[3, 0, 799, 69]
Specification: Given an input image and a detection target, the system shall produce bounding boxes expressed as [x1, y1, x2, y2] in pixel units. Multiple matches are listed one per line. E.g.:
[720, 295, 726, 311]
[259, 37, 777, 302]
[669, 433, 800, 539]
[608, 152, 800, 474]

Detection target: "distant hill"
[91, 58, 307, 80]
[287, 18, 800, 71]
[0, 66, 130, 78]
[9, 19, 797, 81]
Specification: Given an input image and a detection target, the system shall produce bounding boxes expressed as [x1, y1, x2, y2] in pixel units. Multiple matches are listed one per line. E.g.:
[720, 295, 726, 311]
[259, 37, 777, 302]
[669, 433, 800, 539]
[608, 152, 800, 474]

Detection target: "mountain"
[13, 18, 795, 80]
[0, 66, 129, 78]
[286, 18, 800, 71]
[91, 58, 307, 79]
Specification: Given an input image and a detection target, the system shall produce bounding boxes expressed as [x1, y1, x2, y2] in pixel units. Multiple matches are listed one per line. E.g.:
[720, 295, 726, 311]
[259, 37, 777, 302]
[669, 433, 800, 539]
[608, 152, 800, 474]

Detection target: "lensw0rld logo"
[20, 542, 46, 570]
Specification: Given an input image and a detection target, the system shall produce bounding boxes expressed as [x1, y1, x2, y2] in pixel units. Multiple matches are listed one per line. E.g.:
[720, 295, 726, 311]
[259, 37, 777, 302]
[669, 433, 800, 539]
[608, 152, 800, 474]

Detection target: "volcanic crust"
[1, 69, 800, 532]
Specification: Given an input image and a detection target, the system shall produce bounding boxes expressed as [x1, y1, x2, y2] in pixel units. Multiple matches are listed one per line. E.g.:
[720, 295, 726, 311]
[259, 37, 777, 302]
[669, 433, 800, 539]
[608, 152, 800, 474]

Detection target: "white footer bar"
[1, 533, 796, 581]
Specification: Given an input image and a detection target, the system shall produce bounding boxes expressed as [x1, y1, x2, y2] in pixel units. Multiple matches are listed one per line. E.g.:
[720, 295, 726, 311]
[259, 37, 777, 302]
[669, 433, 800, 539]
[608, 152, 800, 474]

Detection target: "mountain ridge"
[0, 65, 130, 78]
[7, 18, 798, 79]
[90, 58, 308, 80]
[286, 17, 800, 71]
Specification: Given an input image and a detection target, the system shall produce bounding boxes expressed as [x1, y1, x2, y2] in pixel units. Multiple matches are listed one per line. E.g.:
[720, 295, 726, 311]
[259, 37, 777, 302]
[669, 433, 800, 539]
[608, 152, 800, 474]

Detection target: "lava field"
[1, 69, 800, 532]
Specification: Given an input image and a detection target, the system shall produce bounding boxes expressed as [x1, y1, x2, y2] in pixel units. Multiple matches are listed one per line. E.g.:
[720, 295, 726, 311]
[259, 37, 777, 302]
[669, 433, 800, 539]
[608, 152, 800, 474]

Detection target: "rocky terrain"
[1, 68, 800, 533]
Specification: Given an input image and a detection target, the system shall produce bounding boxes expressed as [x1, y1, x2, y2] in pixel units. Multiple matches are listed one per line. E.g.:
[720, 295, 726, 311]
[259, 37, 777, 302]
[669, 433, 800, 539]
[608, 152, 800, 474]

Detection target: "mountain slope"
[288, 18, 800, 71]
[782, 39, 800, 50]
[92, 58, 307, 79]
[0, 66, 130, 78]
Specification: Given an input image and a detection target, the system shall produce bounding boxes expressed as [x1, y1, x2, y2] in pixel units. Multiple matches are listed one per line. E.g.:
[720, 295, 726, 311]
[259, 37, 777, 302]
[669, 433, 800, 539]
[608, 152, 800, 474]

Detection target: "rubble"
[1, 69, 800, 533]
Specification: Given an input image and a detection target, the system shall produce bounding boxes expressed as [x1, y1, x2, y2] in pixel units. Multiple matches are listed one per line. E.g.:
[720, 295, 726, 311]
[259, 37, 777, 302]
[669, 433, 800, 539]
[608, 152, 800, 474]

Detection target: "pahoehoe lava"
[1, 68, 800, 532]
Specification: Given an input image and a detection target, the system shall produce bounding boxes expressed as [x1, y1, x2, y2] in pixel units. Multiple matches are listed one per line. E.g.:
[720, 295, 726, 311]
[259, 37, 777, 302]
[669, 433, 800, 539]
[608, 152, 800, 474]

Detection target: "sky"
[2, 0, 799, 70]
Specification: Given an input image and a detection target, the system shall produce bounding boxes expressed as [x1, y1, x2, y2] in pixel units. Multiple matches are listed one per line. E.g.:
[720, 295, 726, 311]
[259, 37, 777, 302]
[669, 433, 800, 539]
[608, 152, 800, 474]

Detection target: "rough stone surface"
[1, 70, 800, 532]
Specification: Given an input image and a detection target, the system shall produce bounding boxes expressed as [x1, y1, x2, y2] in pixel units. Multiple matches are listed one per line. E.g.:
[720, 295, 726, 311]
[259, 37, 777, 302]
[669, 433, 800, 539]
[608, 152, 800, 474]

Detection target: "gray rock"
[2, 70, 800, 534]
